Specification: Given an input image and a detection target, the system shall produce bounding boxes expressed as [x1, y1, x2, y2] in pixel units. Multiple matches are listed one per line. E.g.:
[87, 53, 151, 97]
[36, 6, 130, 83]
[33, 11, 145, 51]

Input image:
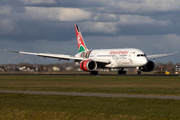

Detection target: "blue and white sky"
[0, 0, 179, 64]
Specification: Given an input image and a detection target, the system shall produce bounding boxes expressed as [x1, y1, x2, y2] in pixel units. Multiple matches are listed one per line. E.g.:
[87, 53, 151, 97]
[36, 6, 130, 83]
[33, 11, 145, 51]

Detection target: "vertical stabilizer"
[75, 24, 88, 53]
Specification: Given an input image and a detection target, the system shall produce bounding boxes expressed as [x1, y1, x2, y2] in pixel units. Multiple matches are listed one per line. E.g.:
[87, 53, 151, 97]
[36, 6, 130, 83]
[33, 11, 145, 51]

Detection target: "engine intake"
[141, 61, 155, 72]
[80, 60, 97, 71]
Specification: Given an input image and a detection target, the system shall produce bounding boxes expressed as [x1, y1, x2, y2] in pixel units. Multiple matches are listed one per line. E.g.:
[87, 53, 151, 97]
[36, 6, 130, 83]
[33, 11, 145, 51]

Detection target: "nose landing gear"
[136, 67, 141, 75]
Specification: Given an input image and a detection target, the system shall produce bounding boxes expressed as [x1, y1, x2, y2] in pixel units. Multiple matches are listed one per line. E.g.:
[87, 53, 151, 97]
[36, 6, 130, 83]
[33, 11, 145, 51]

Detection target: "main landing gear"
[118, 68, 126, 74]
[137, 70, 141, 75]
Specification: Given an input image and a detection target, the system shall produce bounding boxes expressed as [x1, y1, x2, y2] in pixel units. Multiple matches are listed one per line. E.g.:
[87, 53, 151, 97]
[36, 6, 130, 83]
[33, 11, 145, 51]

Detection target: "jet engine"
[141, 61, 155, 72]
[80, 59, 97, 71]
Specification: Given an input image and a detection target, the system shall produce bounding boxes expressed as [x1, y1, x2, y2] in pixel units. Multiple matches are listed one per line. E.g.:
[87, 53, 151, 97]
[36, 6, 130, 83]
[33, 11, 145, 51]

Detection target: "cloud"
[93, 13, 117, 22]
[25, 7, 92, 21]
[0, 19, 20, 35]
[58, 8, 92, 21]
[119, 15, 172, 26]
[0, 5, 12, 14]
[83, 22, 119, 34]
[108, 0, 180, 13]
[21, 0, 56, 4]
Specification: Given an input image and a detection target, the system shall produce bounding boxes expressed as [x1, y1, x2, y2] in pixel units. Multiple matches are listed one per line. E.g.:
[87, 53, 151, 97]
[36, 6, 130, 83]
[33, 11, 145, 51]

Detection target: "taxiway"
[1, 90, 180, 100]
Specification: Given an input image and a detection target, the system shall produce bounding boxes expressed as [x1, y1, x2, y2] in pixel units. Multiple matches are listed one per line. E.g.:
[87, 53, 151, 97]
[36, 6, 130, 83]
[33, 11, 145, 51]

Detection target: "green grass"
[0, 75, 180, 96]
[1, 75, 180, 119]
[1, 93, 180, 120]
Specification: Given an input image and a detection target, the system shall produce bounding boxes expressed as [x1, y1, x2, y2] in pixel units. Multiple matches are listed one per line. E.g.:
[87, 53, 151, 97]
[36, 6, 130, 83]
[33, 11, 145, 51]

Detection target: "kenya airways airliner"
[6, 25, 177, 75]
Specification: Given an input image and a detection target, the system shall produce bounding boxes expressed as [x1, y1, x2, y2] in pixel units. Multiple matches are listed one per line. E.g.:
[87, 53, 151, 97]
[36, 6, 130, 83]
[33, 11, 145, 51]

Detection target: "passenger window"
[137, 54, 140, 57]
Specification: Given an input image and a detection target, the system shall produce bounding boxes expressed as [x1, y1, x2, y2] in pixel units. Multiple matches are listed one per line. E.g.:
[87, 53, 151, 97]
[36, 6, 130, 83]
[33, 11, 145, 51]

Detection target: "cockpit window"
[137, 54, 146, 57]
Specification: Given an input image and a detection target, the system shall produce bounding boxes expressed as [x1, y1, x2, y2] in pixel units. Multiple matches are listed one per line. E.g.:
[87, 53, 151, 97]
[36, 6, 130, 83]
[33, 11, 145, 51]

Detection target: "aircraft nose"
[141, 58, 148, 65]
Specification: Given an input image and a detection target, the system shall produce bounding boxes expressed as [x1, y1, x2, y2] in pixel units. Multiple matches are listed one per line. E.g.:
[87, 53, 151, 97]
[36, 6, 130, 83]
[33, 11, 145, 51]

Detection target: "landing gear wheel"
[137, 71, 141, 75]
[118, 70, 126, 74]
[90, 71, 98, 75]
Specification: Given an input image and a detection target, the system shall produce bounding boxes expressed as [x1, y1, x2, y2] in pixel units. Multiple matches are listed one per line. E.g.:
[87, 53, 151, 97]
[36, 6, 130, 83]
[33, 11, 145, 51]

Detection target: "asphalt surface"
[0, 74, 179, 76]
[1, 90, 180, 100]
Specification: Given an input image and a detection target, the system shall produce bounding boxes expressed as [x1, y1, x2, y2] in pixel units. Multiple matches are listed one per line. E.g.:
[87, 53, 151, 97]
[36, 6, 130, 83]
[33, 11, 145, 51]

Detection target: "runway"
[0, 73, 179, 76]
[1, 90, 180, 100]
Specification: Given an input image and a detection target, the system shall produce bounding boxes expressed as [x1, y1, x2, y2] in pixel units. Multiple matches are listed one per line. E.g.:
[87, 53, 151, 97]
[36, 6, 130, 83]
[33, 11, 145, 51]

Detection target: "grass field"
[0, 75, 180, 95]
[1, 93, 180, 120]
[1, 75, 180, 119]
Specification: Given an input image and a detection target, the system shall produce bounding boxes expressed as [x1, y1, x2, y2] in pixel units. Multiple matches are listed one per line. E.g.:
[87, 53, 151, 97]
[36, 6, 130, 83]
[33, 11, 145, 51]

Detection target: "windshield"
[137, 54, 146, 57]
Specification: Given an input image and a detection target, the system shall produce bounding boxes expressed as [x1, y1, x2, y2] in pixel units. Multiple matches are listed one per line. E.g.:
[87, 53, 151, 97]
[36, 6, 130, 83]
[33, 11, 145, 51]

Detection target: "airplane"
[6, 24, 177, 75]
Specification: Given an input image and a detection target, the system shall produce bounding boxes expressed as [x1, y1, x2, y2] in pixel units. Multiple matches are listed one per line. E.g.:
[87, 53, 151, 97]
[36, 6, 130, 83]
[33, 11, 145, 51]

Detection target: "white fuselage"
[76, 48, 148, 68]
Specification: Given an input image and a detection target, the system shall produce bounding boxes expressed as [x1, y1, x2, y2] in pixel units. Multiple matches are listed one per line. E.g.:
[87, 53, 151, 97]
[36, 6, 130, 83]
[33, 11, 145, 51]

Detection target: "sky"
[0, 0, 179, 64]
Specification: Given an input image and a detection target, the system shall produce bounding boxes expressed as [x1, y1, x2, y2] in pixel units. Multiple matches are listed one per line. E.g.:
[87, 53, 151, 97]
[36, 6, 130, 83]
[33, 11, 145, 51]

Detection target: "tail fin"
[75, 24, 88, 53]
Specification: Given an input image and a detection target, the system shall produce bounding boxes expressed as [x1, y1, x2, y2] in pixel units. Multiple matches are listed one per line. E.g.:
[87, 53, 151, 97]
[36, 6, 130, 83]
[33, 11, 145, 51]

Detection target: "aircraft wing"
[147, 52, 177, 60]
[6, 50, 110, 64]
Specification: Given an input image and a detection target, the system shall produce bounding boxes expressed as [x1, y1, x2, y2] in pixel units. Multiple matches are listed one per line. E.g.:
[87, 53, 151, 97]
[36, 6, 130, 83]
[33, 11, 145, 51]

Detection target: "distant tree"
[167, 61, 174, 66]
[18, 62, 31, 67]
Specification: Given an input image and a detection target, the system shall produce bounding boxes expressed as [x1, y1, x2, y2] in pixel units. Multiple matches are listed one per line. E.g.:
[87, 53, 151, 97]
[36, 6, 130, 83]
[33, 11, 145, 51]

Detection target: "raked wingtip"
[5, 49, 19, 53]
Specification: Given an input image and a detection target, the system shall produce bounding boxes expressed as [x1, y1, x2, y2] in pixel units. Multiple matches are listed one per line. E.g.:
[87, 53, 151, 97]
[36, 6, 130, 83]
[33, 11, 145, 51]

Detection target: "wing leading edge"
[5, 49, 110, 64]
[147, 52, 177, 60]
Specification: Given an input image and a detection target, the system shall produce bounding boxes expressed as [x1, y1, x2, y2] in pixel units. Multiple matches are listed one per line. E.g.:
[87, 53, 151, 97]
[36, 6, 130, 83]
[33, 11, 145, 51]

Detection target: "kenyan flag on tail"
[75, 24, 88, 53]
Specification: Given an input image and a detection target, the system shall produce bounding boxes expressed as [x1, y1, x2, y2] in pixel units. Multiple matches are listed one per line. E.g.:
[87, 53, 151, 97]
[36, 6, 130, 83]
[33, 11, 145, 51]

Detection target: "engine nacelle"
[141, 61, 155, 72]
[80, 59, 97, 71]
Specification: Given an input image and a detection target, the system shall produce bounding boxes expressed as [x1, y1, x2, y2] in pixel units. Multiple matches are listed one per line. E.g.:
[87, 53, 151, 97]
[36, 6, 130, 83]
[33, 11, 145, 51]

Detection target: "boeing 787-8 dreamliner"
[6, 25, 177, 74]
